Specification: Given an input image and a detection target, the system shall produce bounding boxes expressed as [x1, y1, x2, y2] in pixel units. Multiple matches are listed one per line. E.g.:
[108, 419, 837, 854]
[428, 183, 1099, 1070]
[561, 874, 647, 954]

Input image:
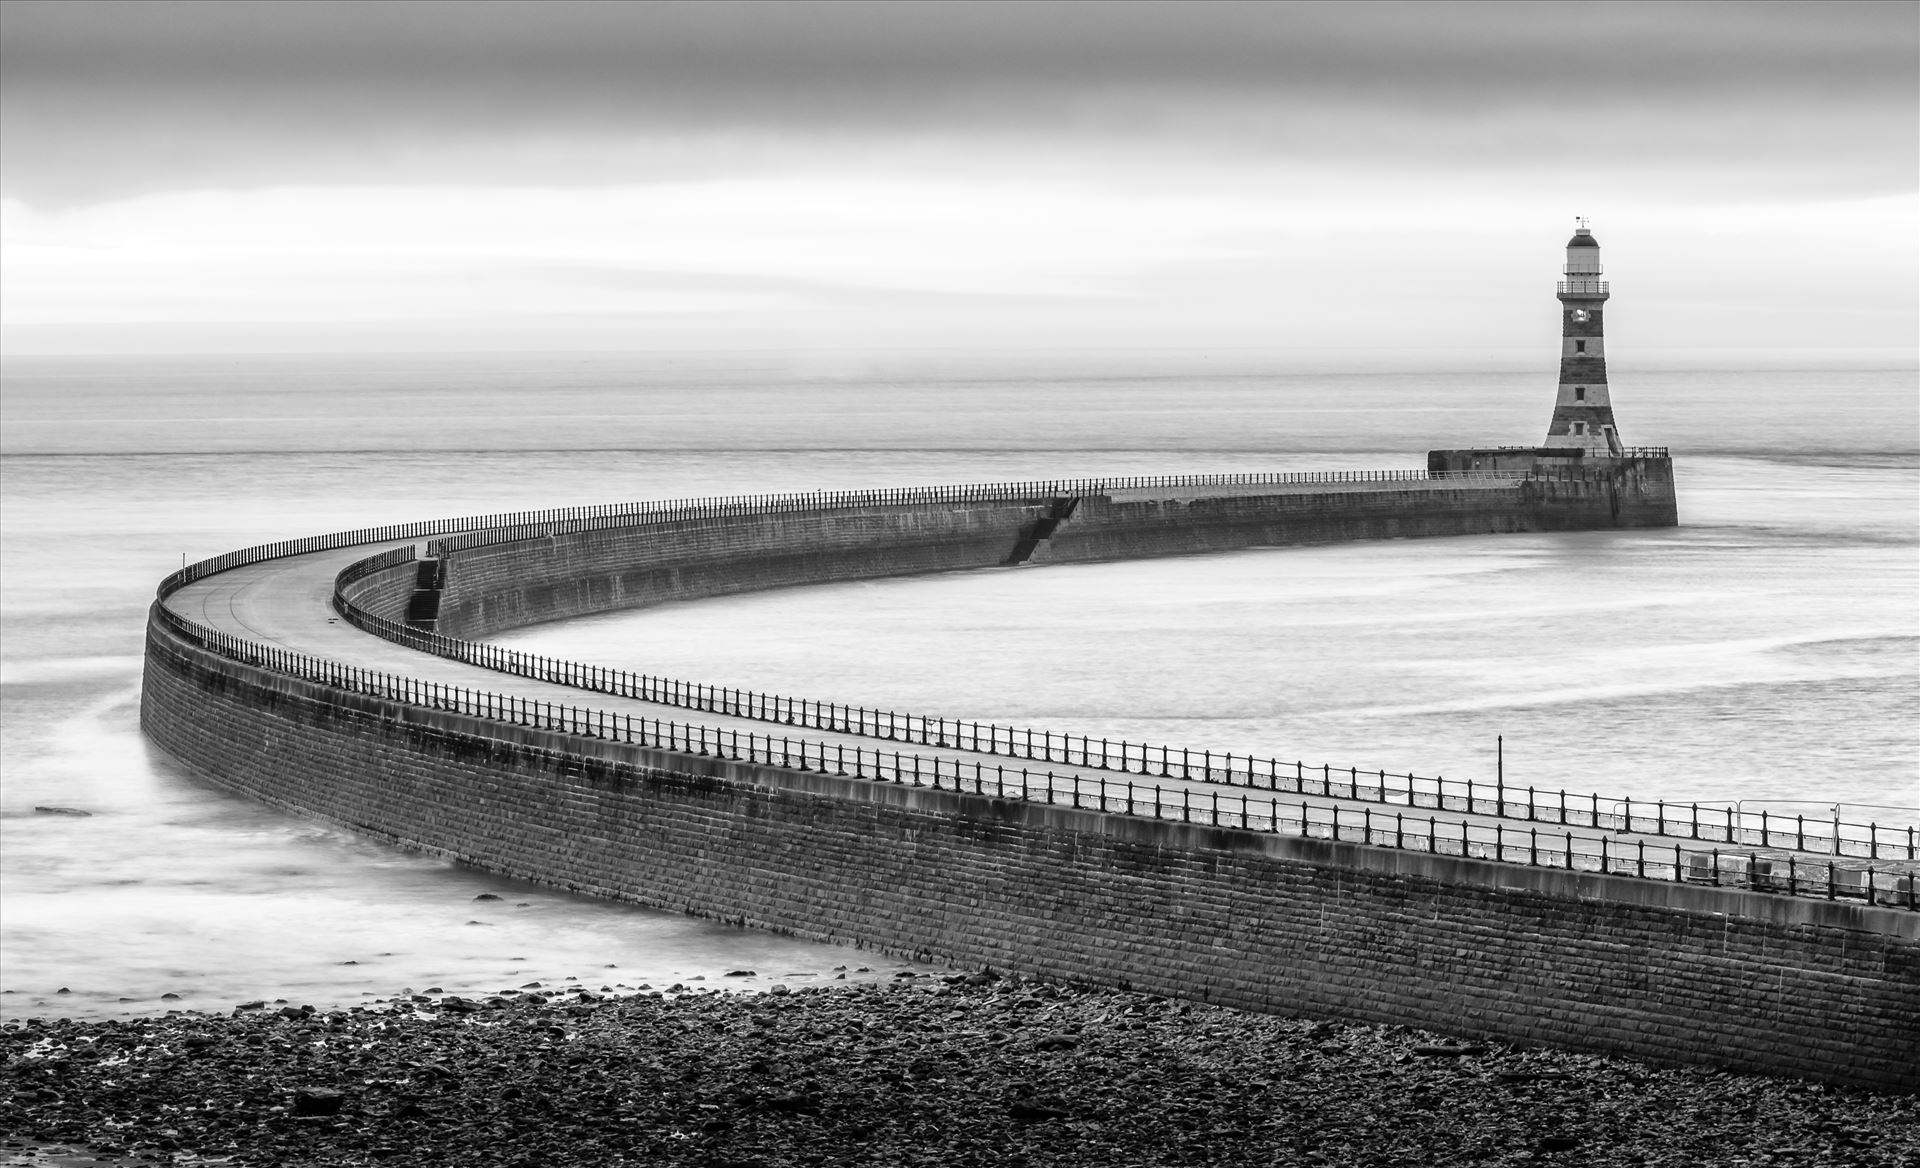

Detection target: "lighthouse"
[1425, 221, 1674, 525]
[1546, 220, 1622, 452]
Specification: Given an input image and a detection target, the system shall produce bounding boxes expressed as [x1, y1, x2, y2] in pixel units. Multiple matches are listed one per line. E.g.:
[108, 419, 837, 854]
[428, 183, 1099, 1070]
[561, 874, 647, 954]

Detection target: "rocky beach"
[3, 971, 1914, 1168]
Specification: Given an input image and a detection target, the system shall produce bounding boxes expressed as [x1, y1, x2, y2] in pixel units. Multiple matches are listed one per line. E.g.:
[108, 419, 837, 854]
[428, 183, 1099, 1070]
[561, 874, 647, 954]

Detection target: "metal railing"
[152, 600, 1918, 911]
[1446, 445, 1670, 460]
[1556, 280, 1610, 295]
[329, 570, 1916, 865]
[155, 475, 1915, 908]
[163, 468, 1521, 599]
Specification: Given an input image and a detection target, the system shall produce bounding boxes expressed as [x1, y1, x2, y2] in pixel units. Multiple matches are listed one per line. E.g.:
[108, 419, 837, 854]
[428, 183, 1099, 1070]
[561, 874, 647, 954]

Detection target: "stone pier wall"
[141, 613, 1919, 1091]
[142, 463, 1917, 1091]
[432, 502, 1057, 638]
[426, 473, 1677, 642]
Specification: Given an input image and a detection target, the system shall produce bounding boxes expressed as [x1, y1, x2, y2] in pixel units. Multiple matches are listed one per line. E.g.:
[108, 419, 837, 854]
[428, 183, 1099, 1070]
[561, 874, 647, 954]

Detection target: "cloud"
[2, 1, 1912, 204]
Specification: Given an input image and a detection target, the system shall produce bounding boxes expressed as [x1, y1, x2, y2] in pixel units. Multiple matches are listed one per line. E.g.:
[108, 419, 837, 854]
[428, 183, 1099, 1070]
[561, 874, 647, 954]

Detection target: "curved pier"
[140, 464, 1920, 1090]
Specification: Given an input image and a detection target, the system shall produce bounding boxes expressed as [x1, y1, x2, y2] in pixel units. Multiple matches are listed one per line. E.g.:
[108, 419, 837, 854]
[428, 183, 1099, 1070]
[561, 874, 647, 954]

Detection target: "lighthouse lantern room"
[1546, 220, 1623, 453]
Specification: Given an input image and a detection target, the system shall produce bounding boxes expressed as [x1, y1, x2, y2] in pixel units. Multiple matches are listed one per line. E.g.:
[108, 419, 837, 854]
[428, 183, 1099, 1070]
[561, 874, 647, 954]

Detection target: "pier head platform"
[141, 454, 1918, 1092]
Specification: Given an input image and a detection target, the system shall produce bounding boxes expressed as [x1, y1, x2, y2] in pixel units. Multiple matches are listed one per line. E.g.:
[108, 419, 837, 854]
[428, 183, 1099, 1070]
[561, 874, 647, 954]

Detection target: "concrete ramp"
[1003, 497, 1080, 565]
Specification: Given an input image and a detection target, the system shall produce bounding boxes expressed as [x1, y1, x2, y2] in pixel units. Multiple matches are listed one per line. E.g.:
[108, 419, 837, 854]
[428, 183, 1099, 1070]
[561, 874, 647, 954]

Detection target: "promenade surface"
[162, 539, 1918, 884]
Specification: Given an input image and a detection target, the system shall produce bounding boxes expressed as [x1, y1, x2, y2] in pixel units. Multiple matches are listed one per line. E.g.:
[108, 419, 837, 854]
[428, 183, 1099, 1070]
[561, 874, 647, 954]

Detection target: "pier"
[141, 462, 1919, 1090]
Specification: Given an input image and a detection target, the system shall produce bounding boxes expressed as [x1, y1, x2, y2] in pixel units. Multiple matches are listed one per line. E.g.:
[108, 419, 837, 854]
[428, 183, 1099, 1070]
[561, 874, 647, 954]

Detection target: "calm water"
[2, 352, 1915, 1021]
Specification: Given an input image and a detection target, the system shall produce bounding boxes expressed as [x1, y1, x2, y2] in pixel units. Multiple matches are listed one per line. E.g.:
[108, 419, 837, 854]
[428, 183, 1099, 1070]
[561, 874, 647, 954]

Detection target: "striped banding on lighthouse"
[1545, 227, 1623, 452]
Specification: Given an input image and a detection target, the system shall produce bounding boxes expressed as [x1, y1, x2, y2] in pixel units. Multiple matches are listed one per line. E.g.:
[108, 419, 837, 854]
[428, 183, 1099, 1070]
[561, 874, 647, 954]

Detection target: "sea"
[2, 350, 1915, 1022]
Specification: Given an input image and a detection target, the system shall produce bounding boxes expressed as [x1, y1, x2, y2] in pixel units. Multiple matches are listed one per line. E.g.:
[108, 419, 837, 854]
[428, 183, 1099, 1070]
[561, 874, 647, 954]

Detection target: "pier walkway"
[162, 535, 1918, 901]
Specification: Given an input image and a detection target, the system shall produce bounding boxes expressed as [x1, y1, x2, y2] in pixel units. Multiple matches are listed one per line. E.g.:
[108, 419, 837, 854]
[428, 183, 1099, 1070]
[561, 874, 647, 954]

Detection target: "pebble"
[2, 980, 1915, 1167]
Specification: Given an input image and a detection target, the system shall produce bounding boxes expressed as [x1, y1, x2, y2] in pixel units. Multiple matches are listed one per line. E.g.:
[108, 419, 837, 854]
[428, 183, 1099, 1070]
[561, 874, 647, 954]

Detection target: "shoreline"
[4, 976, 1915, 1168]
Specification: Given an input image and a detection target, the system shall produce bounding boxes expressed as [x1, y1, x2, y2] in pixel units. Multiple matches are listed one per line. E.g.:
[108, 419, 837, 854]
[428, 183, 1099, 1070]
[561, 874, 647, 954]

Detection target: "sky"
[1, 0, 1914, 358]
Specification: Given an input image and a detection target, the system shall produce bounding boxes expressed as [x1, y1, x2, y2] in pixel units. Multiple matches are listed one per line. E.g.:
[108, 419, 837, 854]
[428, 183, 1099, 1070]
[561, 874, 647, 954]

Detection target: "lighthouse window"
[1572, 422, 1587, 436]
[1575, 340, 1586, 353]
[1575, 387, 1586, 401]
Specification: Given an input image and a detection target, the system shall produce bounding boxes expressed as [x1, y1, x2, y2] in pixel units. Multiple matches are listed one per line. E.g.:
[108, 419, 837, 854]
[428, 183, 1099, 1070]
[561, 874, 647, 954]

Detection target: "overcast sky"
[2, 0, 1914, 357]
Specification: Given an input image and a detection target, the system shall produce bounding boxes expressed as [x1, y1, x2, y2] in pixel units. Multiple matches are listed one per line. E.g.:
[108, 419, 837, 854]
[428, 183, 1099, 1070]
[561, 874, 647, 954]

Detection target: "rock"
[769, 984, 790, 996]
[160, 991, 182, 999]
[473, 893, 502, 901]
[33, 806, 92, 817]
[724, 970, 757, 977]
[291, 1088, 345, 1117]
[235, 1000, 265, 1011]
[436, 997, 482, 1014]
[6, 979, 1915, 1168]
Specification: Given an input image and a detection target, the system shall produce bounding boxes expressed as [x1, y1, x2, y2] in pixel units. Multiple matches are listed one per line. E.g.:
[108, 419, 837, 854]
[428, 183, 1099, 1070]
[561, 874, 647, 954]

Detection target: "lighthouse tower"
[1546, 221, 1622, 453]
